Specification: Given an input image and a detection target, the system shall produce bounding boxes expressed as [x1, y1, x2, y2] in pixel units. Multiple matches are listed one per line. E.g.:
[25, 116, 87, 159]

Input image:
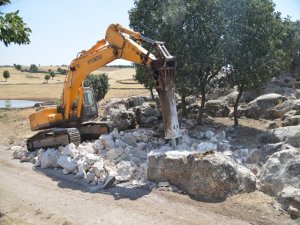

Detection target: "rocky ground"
[5, 71, 300, 224]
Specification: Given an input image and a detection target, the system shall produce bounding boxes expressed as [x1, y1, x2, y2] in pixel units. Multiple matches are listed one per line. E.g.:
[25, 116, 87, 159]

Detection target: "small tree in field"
[84, 73, 110, 101]
[29, 64, 38, 73]
[49, 71, 55, 80]
[44, 74, 50, 83]
[3, 70, 10, 81]
[14, 64, 22, 71]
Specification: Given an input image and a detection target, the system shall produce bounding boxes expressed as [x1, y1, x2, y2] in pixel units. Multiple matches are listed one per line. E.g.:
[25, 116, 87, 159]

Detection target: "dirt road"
[0, 144, 297, 225]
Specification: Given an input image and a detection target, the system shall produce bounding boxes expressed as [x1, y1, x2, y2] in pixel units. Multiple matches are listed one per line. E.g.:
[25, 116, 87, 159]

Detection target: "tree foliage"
[129, 0, 300, 126]
[279, 19, 300, 73]
[222, 0, 287, 126]
[133, 65, 156, 100]
[49, 71, 55, 80]
[3, 70, 9, 81]
[129, 0, 226, 121]
[14, 64, 22, 71]
[29, 64, 38, 73]
[57, 67, 67, 75]
[0, 0, 31, 46]
[44, 74, 50, 83]
[83, 73, 110, 102]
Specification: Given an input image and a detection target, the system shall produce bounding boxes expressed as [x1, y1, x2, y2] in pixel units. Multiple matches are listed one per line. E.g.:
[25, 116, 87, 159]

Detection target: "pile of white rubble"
[12, 127, 237, 187]
[12, 128, 168, 186]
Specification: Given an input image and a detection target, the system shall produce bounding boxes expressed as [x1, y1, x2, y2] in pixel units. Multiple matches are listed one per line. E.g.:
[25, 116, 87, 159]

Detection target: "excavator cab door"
[81, 87, 98, 121]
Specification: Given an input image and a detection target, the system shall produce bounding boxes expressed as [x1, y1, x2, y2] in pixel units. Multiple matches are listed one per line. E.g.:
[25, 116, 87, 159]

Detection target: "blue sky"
[0, 0, 299, 66]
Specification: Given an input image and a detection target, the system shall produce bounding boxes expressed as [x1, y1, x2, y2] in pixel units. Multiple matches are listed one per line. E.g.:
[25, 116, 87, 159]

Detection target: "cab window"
[84, 90, 95, 106]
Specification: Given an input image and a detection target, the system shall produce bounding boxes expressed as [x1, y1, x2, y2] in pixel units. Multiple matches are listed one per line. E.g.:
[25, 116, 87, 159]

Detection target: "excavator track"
[79, 122, 111, 141]
[27, 128, 81, 152]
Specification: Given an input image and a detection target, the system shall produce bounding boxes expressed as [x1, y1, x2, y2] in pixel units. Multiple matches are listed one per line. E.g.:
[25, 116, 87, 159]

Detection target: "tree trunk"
[181, 93, 187, 118]
[197, 87, 206, 125]
[150, 88, 155, 101]
[233, 85, 244, 127]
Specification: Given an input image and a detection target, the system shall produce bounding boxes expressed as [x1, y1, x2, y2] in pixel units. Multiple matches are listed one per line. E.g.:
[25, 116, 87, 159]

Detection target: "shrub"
[29, 64, 38, 73]
[44, 74, 50, 83]
[3, 70, 10, 81]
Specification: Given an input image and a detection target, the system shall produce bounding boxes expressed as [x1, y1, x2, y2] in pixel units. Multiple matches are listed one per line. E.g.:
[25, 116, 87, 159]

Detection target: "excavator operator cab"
[81, 87, 98, 121]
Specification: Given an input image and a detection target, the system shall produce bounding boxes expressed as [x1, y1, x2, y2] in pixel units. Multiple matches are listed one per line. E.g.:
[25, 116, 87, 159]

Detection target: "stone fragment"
[62, 143, 77, 158]
[99, 134, 115, 149]
[84, 153, 100, 167]
[110, 128, 121, 139]
[107, 148, 125, 161]
[40, 148, 60, 168]
[122, 132, 137, 146]
[196, 142, 217, 153]
[287, 205, 300, 219]
[115, 161, 136, 182]
[103, 175, 116, 189]
[277, 185, 300, 216]
[86, 172, 96, 183]
[92, 160, 104, 178]
[93, 140, 105, 152]
[57, 155, 77, 172]
[158, 181, 169, 187]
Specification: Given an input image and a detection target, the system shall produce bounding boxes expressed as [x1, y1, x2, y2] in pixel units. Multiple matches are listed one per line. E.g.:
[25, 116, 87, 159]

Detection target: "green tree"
[44, 74, 50, 83]
[280, 19, 300, 74]
[3, 70, 9, 81]
[57, 67, 67, 75]
[223, 0, 285, 126]
[133, 65, 156, 100]
[0, 0, 31, 46]
[129, 0, 226, 121]
[29, 64, 38, 73]
[49, 71, 55, 80]
[83, 73, 110, 101]
[14, 64, 22, 71]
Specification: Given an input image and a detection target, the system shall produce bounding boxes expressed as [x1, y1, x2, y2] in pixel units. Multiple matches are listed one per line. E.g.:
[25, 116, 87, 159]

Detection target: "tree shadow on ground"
[200, 117, 268, 149]
[34, 167, 151, 201]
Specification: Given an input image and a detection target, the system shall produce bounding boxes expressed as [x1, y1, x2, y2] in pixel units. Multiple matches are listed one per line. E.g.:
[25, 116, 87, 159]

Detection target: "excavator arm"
[62, 24, 159, 120]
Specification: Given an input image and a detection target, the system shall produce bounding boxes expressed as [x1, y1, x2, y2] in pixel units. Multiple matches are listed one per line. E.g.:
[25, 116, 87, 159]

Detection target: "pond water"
[0, 100, 41, 109]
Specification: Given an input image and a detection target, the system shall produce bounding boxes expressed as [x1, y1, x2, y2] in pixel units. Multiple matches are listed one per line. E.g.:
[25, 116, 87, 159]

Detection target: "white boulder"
[40, 148, 60, 168]
[115, 161, 136, 182]
[57, 155, 77, 173]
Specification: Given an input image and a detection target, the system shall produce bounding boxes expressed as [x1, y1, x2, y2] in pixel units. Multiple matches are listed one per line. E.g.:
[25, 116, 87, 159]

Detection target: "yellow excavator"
[27, 24, 181, 151]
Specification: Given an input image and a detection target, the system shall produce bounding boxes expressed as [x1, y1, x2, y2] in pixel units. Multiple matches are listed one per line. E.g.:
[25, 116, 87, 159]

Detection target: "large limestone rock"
[277, 186, 300, 213]
[134, 103, 160, 127]
[147, 150, 256, 201]
[103, 98, 127, 117]
[205, 100, 230, 117]
[239, 93, 288, 119]
[109, 109, 136, 131]
[257, 148, 300, 196]
[127, 96, 146, 108]
[257, 148, 300, 215]
[261, 125, 300, 147]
